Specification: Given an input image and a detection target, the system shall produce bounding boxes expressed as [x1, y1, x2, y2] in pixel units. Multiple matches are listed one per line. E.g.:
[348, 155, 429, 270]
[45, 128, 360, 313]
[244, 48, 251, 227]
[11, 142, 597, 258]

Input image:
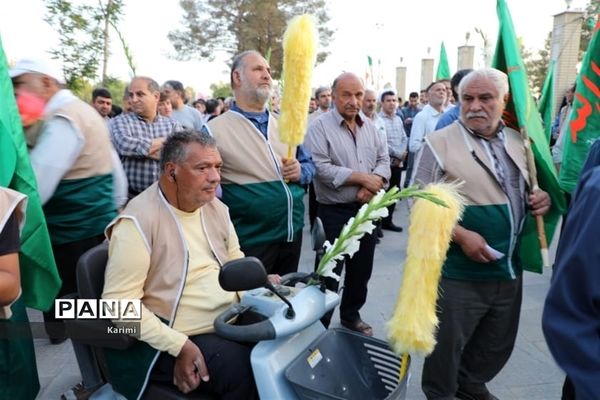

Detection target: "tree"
[580, 0, 599, 59]
[523, 33, 551, 97]
[45, 0, 104, 91]
[45, 0, 132, 90]
[210, 81, 233, 99]
[168, 0, 333, 79]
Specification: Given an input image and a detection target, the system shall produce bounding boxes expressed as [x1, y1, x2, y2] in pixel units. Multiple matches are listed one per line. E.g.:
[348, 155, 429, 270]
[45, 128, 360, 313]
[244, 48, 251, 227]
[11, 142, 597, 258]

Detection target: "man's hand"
[391, 157, 402, 167]
[268, 274, 282, 285]
[148, 137, 167, 160]
[356, 187, 375, 203]
[453, 226, 496, 263]
[529, 188, 551, 216]
[281, 157, 301, 182]
[361, 174, 384, 194]
[174, 339, 209, 394]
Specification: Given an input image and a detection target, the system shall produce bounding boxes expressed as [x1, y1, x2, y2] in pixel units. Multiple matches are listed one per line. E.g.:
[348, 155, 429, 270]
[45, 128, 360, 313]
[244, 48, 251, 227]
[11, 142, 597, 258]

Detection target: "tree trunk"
[101, 0, 112, 86]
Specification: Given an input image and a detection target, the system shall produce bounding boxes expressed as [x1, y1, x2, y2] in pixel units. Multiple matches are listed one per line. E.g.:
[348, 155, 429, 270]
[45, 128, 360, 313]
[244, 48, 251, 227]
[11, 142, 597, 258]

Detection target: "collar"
[230, 102, 269, 122]
[332, 107, 364, 128]
[458, 119, 506, 141]
[44, 89, 76, 115]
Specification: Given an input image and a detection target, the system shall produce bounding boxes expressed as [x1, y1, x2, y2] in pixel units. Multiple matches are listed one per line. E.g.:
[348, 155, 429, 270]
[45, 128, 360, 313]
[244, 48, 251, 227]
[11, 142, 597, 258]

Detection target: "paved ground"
[32, 200, 565, 399]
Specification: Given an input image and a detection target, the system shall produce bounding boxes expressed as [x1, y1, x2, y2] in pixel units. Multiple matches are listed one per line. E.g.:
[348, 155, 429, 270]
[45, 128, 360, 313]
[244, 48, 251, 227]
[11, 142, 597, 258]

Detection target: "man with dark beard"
[206, 50, 315, 276]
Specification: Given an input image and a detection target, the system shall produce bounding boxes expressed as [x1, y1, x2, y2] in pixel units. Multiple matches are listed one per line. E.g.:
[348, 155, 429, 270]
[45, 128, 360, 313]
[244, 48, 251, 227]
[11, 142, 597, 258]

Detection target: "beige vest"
[105, 182, 231, 322]
[0, 188, 27, 319]
[50, 99, 113, 179]
[208, 110, 294, 184]
[426, 122, 529, 206]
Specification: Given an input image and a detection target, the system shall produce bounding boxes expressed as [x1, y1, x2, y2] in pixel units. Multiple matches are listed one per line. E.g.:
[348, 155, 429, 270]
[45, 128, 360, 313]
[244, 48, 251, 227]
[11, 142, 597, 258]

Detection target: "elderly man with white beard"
[205, 50, 315, 276]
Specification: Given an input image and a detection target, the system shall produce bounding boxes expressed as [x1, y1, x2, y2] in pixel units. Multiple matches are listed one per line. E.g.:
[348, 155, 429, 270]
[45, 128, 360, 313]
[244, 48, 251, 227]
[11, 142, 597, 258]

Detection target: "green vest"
[42, 98, 116, 245]
[208, 110, 305, 247]
[426, 122, 529, 280]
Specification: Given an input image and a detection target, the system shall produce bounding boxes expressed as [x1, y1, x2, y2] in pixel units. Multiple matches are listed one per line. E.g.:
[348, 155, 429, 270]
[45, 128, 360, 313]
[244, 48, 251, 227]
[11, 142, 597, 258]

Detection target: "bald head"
[332, 73, 364, 122]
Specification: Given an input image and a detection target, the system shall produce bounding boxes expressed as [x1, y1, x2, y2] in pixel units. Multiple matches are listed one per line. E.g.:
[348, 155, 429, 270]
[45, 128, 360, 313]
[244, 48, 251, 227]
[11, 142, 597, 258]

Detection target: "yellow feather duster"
[387, 183, 464, 358]
[278, 14, 318, 156]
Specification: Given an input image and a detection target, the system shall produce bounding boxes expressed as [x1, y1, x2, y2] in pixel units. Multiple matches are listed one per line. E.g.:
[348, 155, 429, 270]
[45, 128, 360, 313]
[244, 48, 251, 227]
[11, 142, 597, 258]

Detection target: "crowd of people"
[1, 48, 597, 400]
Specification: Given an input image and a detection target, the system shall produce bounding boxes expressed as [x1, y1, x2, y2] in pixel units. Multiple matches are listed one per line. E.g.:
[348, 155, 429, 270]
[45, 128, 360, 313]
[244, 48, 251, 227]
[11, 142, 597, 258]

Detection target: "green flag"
[538, 60, 555, 143]
[492, 0, 566, 273]
[0, 36, 61, 311]
[367, 55, 374, 85]
[436, 42, 451, 80]
[559, 16, 600, 193]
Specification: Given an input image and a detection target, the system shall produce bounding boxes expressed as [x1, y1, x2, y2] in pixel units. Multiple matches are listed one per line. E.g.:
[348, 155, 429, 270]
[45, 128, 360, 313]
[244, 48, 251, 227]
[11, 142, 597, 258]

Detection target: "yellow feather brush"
[279, 14, 318, 158]
[387, 183, 464, 376]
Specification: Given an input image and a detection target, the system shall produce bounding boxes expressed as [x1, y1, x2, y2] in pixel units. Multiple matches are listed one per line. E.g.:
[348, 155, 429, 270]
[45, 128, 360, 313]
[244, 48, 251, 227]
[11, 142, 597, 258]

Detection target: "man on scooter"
[102, 130, 258, 399]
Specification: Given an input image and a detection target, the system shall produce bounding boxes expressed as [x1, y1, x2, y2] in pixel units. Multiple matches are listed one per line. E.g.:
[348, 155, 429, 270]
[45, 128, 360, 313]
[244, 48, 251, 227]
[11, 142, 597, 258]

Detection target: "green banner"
[559, 16, 600, 193]
[0, 36, 61, 311]
[436, 42, 451, 80]
[538, 60, 555, 143]
[492, 0, 566, 273]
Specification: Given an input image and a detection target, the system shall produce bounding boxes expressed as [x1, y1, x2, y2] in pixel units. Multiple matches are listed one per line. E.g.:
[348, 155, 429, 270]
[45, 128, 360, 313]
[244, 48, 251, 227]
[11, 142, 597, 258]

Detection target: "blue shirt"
[435, 104, 461, 130]
[229, 103, 315, 185]
[542, 165, 600, 400]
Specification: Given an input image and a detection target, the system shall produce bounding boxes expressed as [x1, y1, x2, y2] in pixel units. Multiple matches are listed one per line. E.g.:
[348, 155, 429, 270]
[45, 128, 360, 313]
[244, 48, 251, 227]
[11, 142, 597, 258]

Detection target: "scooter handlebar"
[214, 304, 276, 342]
[280, 272, 313, 287]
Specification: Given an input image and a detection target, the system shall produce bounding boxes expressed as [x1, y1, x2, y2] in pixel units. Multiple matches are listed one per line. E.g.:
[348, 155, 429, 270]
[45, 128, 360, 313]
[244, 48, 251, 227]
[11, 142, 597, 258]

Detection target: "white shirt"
[409, 104, 444, 153]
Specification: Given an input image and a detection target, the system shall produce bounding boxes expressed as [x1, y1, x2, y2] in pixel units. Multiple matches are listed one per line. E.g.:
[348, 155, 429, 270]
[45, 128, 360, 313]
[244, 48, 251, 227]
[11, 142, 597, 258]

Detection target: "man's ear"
[503, 93, 510, 104]
[232, 70, 242, 87]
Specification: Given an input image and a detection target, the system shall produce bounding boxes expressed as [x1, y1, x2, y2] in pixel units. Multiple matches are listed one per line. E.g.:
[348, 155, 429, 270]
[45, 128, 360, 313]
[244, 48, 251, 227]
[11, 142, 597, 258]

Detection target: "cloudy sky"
[0, 0, 588, 97]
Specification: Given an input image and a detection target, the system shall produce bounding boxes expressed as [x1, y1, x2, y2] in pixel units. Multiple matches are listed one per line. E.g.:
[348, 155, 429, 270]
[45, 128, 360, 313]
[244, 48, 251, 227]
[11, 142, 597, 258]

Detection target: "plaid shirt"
[379, 112, 408, 159]
[109, 113, 183, 193]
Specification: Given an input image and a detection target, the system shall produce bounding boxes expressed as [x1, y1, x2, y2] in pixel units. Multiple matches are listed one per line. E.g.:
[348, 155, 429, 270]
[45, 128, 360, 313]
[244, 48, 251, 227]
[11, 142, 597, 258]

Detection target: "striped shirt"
[305, 109, 390, 204]
[109, 113, 183, 193]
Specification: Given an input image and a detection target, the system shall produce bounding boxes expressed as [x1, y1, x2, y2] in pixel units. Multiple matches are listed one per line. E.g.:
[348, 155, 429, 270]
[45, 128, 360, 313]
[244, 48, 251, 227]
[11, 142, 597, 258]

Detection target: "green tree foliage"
[580, 0, 599, 58]
[44, 0, 131, 91]
[523, 33, 551, 97]
[168, 0, 333, 79]
[103, 76, 128, 107]
[210, 81, 233, 99]
[45, 0, 103, 92]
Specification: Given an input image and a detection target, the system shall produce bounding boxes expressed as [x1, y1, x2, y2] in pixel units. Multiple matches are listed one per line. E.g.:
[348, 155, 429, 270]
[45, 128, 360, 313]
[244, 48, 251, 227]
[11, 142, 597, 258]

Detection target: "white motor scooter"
[214, 220, 409, 400]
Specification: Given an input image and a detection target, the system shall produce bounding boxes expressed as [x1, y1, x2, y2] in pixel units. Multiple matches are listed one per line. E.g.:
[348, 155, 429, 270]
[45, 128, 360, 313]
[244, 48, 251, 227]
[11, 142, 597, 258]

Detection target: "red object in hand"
[16, 90, 45, 127]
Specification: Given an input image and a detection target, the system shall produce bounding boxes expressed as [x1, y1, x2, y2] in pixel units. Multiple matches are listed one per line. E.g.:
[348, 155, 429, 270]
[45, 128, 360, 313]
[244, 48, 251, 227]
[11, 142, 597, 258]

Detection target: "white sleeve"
[409, 113, 426, 153]
[110, 148, 129, 208]
[29, 116, 84, 204]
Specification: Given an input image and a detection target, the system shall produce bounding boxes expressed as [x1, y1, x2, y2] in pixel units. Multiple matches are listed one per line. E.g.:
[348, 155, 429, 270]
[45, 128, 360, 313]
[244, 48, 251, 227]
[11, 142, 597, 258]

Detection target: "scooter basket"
[284, 328, 409, 399]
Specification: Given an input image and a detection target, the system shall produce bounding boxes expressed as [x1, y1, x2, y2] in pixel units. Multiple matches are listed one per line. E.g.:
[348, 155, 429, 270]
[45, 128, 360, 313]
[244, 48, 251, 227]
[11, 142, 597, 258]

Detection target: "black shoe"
[49, 336, 67, 345]
[382, 222, 403, 232]
[455, 387, 499, 400]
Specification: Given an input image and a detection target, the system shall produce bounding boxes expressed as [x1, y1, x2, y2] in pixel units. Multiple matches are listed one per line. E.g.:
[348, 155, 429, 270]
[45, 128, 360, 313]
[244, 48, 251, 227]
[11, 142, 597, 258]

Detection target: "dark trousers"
[150, 334, 257, 400]
[422, 277, 522, 400]
[403, 152, 416, 188]
[308, 182, 319, 229]
[242, 233, 303, 276]
[43, 234, 105, 339]
[317, 204, 376, 327]
[383, 165, 402, 225]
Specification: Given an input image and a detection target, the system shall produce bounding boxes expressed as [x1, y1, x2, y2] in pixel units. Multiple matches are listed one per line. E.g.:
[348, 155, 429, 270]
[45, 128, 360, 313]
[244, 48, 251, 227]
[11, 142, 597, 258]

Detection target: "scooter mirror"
[311, 217, 326, 251]
[219, 256, 268, 291]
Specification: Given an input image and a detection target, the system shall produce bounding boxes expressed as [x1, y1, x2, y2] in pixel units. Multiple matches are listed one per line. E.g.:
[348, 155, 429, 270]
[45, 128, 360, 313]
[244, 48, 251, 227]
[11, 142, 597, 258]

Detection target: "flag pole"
[521, 127, 550, 268]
